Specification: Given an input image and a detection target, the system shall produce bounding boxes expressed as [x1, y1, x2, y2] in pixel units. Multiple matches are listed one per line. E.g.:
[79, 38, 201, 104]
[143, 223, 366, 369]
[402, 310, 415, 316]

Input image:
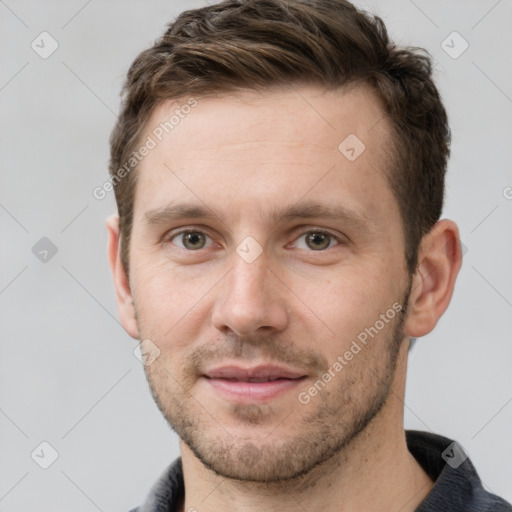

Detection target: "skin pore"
[107, 84, 462, 512]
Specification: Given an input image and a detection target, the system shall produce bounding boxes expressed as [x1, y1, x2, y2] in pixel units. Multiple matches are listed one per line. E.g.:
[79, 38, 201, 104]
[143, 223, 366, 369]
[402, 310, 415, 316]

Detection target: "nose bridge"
[211, 243, 288, 336]
[227, 245, 272, 308]
[235, 248, 268, 289]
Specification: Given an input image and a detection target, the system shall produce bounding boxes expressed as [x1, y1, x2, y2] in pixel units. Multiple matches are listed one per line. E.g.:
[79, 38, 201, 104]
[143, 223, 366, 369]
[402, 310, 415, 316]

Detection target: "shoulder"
[406, 430, 512, 511]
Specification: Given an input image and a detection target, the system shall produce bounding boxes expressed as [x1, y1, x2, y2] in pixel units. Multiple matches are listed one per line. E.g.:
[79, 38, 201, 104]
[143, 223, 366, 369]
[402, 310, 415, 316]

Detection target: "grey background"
[1, 0, 511, 510]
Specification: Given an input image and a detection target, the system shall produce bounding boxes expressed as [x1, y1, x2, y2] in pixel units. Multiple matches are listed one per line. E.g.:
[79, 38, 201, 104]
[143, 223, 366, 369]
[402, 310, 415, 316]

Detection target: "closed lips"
[204, 365, 308, 382]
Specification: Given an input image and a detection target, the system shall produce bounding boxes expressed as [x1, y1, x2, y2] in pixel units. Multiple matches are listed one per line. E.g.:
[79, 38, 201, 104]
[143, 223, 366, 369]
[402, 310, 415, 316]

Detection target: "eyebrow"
[143, 201, 372, 232]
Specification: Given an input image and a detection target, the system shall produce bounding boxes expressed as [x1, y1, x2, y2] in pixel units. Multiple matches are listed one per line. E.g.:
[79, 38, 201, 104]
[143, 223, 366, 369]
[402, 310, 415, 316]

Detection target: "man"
[106, 0, 512, 510]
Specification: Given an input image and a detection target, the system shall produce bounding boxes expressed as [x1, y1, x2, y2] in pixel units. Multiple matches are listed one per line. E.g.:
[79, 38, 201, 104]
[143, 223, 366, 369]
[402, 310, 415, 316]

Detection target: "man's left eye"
[294, 231, 340, 251]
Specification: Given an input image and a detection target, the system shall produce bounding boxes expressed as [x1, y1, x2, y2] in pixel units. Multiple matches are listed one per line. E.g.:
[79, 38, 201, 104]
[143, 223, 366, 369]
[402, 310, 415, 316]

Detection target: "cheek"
[293, 264, 399, 349]
[130, 260, 217, 343]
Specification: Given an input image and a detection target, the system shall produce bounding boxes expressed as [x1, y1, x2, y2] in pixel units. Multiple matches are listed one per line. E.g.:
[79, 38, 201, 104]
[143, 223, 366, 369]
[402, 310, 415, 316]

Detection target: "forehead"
[133, 84, 399, 231]
[147, 84, 389, 157]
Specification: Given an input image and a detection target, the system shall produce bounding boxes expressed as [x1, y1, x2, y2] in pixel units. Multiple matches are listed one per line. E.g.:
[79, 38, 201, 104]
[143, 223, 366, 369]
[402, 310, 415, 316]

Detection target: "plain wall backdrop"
[1, 0, 511, 510]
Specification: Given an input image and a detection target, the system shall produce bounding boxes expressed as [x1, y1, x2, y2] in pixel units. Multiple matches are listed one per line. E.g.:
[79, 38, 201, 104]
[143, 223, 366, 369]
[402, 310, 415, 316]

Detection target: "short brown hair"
[109, 0, 450, 276]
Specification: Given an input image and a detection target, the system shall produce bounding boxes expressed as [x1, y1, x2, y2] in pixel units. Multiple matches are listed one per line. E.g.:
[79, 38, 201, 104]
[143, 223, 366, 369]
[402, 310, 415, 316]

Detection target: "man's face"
[126, 84, 412, 482]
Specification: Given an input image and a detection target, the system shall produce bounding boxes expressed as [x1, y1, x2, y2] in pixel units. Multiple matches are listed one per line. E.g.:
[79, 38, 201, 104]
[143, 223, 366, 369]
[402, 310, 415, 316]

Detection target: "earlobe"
[404, 219, 462, 338]
[106, 214, 140, 339]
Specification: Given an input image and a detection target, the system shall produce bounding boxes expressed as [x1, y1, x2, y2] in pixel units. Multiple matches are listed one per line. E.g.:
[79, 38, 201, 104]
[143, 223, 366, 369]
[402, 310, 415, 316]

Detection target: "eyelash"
[163, 227, 344, 252]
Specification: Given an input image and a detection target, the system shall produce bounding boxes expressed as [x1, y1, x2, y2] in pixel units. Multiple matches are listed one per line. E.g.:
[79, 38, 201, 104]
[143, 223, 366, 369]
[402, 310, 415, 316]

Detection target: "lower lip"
[205, 377, 306, 402]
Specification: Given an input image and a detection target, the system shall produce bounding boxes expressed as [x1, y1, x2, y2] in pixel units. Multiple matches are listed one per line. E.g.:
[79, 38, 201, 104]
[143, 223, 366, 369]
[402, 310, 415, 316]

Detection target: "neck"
[178, 345, 433, 512]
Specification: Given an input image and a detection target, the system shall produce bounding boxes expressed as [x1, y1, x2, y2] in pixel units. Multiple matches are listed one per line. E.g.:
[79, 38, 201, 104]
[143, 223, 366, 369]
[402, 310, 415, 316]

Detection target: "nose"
[211, 249, 289, 337]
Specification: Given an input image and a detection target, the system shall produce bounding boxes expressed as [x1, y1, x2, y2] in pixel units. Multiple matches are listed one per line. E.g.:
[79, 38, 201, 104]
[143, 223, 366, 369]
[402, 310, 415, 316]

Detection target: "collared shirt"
[128, 430, 512, 512]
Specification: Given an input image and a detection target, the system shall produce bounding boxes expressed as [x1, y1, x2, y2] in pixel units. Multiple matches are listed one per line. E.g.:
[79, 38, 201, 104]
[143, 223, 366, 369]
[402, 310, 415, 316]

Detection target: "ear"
[404, 219, 463, 338]
[106, 214, 140, 339]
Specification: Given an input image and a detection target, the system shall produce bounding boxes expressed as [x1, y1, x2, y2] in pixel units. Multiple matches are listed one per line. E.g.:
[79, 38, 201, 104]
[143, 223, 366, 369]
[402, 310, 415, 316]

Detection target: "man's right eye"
[166, 230, 214, 250]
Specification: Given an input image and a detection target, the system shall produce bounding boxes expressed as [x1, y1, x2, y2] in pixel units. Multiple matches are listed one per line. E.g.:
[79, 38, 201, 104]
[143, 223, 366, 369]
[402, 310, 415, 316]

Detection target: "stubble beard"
[139, 282, 411, 485]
